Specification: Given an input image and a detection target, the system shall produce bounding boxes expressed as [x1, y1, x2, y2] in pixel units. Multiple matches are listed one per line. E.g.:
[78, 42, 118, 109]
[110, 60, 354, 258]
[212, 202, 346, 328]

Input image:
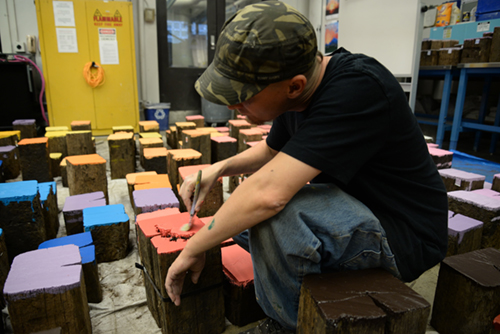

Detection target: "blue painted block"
[38, 181, 57, 204]
[39, 231, 93, 250]
[80, 245, 96, 264]
[0, 180, 38, 204]
[83, 204, 129, 231]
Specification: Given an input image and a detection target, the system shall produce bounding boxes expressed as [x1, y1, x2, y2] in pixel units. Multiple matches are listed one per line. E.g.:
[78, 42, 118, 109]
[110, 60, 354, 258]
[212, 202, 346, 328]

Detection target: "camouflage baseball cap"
[195, 1, 318, 106]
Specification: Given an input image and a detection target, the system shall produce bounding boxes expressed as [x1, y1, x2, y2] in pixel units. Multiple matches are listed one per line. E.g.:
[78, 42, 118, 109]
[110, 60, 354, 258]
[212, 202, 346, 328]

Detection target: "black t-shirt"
[266, 48, 448, 282]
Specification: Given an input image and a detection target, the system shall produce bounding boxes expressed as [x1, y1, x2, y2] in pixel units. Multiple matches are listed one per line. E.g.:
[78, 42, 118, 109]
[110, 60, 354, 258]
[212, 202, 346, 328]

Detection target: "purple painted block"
[4, 244, 81, 301]
[0, 145, 16, 154]
[448, 213, 483, 244]
[438, 168, 485, 191]
[12, 119, 36, 125]
[448, 190, 500, 211]
[133, 187, 179, 214]
[63, 191, 107, 235]
[472, 188, 500, 200]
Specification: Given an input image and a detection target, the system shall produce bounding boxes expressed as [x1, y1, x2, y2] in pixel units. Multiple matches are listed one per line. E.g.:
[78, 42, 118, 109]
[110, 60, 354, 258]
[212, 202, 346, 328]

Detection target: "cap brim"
[195, 62, 267, 106]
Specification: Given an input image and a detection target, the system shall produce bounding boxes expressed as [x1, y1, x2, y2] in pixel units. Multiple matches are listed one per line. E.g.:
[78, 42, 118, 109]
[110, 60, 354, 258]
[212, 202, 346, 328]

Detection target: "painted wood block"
[113, 125, 135, 133]
[83, 204, 130, 262]
[39, 232, 102, 303]
[12, 119, 37, 139]
[126, 171, 158, 207]
[0, 229, 10, 310]
[133, 187, 179, 215]
[136, 208, 181, 327]
[228, 119, 251, 139]
[428, 147, 453, 169]
[492, 173, 500, 192]
[166, 126, 177, 149]
[431, 248, 500, 334]
[211, 136, 237, 163]
[134, 174, 172, 191]
[0, 130, 20, 146]
[108, 132, 136, 179]
[49, 153, 62, 177]
[139, 120, 160, 133]
[66, 154, 108, 202]
[144, 147, 168, 174]
[139, 137, 164, 166]
[0, 180, 46, 263]
[175, 122, 196, 138]
[447, 211, 483, 257]
[63, 191, 107, 235]
[45, 126, 68, 132]
[185, 115, 205, 128]
[181, 130, 211, 164]
[438, 168, 485, 192]
[59, 157, 68, 187]
[71, 120, 91, 131]
[0, 145, 20, 179]
[179, 165, 222, 217]
[167, 149, 202, 196]
[297, 268, 430, 334]
[149, 212, 225, 334]
[4, 245, 91, 334]
[38, 181, 59, 240]
[18, 137, 52, 182]
[222, 244, 265, 326]
[140, 132, 163, 140]
[238, 128, 263, 153]
[66, 131, 94, 156]
[448, 190, 500, 249]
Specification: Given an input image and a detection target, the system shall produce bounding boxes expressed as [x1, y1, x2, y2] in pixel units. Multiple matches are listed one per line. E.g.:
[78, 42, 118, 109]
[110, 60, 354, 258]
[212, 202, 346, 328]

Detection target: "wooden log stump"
[0, 180, 46, 263]
[238, 128, 263, 153]
[113, 125, 135, 133]
[136, 208, 181, 328]
[49, 152, 62, 177]
[139, 137, 164, 167]
[179, 165, 222, 218]
[438, 168, 485, 192]
[133, 187, 179, 215]
[0, 130, 20, 146]
[185, 115, 205, 127]
[18, 137, 52, 182]
[222, 244, 266, 326]
[71, 120, 91, 131]
[63, 191, 107, 235]
[83, 204, 130, 262]
[0, 145, 20, 179]
[428, 147, 453, 169]
[4, 245, 91, 334]
[297, 268, 430, 334]
[492, 173, 500, 192]
[211, 136, 237, 163]
[148, 212, 225, 334]
[39, 232, 103, 303]
[66, 131, 94, 156]
[462, 37, 492, 63]
[167, 149, 202, 197]
[447, 211, 483, 257]
[140, 120, 160, 133]
[490, 27, 500, 62]
[166, 126, 177, 149]
[228, 119, 251, 139]
[12, 119, 37, 139]
[175, 122, 196, 139]
[126, 171, 158, 208]
[66, 154, 108, 202]
[0, 229, 10, 310]
[45, 135, 67, 158]
[144, 147, 168, 174]
[448, 190, 500, 249]
[59, 157, 68, 187]
[431, 248, 500, 334]
[108, 132, 136, 179]
[181, 130, 211, 164]
[38, 181, 59, 240]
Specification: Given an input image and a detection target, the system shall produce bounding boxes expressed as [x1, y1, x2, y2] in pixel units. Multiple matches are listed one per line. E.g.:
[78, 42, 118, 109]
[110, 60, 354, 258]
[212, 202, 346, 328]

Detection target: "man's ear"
[287, 75, 307, 99]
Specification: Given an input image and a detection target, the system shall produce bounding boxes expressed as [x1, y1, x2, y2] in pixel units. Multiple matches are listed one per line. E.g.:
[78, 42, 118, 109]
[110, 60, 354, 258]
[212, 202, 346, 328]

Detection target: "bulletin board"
[338, 0, 422, 78]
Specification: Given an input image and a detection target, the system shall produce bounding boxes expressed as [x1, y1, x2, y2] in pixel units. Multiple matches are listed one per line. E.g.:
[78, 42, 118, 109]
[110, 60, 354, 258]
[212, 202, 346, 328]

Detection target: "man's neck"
[291, 56, 331, 112]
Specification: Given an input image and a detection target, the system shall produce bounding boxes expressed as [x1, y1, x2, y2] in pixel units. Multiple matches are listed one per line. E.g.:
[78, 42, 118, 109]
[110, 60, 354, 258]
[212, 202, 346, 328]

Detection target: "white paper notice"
[53, 1, 75, 27]
[56, 28, 78, 53]
[99, 28, 119, 65]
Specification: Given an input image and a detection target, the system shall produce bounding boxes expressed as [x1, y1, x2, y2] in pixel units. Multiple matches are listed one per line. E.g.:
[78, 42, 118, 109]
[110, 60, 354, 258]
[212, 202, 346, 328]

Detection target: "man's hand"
[165, 251, 206, 306]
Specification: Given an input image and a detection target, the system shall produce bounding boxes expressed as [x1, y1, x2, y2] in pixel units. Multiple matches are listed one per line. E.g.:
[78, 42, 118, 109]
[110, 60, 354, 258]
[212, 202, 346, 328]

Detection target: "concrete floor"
[0, 134, 462, 333]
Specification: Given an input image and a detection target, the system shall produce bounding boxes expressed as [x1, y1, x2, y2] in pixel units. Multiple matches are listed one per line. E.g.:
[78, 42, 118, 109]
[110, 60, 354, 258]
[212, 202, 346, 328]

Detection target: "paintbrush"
[180, 170, 202, 232]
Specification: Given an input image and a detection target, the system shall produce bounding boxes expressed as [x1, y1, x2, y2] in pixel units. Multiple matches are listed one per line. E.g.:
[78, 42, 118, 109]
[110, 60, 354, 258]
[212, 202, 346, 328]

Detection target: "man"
[165, 2, 448, 333]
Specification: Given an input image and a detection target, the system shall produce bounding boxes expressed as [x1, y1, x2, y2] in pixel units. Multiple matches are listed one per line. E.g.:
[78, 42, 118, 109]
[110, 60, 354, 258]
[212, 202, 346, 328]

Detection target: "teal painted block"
[0, 180, 38, 204]
[83, 204, 129, 230]
[38, 181, 57, 203]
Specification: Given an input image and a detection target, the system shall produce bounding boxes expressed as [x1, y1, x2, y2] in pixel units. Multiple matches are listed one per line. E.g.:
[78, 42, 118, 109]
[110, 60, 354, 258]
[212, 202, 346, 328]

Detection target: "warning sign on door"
[99, 28, 119, 65]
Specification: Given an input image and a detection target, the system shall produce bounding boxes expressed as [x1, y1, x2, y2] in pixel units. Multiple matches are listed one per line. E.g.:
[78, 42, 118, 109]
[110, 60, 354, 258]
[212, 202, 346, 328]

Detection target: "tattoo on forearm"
[208, 218, 215, 230]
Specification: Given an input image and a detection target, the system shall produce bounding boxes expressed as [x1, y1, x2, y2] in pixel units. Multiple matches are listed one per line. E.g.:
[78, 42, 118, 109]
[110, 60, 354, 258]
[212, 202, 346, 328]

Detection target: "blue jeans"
[232, 184, 401, 330]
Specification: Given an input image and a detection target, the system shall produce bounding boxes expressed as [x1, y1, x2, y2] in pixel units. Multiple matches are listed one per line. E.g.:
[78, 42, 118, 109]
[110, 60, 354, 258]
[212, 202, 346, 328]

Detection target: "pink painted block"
[428, 147, 453, 169]
[222, 244, 254, 287]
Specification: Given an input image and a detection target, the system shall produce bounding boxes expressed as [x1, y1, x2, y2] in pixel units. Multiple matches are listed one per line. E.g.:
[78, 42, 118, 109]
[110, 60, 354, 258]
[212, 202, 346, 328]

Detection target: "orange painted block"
[71, 120, 91, 131]
[18, 137, 51, 182]
[66, 154, 108, 201]
[228, 119, 251, 139]
[134, 174, 172, 191]
[139, 121, 160, 133]
[143, 147, 168, 174]
[167, 149, 202, 196]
